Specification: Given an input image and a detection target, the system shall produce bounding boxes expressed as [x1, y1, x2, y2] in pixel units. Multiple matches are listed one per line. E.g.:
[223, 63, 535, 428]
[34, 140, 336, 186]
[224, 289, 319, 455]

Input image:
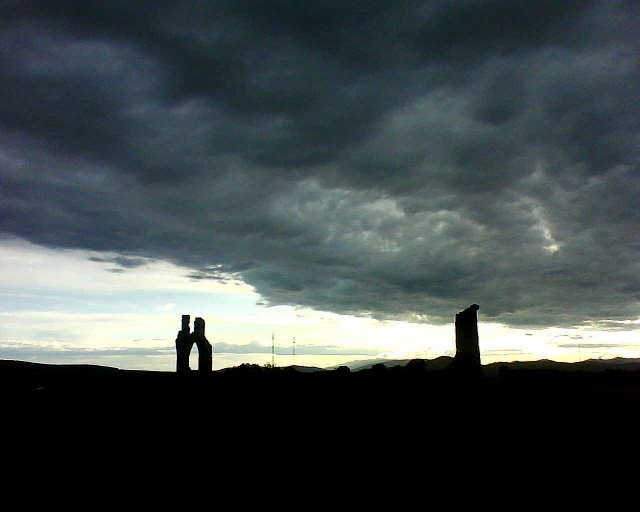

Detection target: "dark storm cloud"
[88, 255, 149, 268]
[1, 1, 639, 327]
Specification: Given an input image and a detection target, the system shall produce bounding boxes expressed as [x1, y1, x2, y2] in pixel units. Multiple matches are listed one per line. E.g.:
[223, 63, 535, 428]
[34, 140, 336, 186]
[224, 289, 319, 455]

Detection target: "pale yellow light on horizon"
[1, 238, 638, 371]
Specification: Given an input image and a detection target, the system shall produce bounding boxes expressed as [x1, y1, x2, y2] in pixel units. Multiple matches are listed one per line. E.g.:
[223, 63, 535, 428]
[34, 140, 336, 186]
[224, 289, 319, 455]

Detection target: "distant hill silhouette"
[332, 355, 640, 374]
[484, 357, 640, 376]
[0, 359, 121, 375]
[5, 355, 640, 378]
[333, 356, 454, 372]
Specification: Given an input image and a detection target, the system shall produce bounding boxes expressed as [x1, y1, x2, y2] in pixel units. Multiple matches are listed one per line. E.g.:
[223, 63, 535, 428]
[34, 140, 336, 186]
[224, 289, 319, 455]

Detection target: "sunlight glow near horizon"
[1, 238, 638, 371]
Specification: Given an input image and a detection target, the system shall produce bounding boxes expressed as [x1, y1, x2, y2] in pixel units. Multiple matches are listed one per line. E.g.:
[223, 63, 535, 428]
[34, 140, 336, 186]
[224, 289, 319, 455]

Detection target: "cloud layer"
[1, 1, 639, 327]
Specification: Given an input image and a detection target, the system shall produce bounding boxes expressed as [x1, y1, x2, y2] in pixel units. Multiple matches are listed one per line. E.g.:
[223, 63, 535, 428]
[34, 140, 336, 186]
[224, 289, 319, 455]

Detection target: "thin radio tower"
[271, 333, 275, 367]
[292, 336, 296, 366]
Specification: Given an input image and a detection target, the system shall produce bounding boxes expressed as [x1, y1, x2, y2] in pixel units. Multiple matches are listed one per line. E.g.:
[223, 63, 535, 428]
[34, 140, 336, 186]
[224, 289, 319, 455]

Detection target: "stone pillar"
[454, 304, 481, 373]
[175, 314, 193, 374]
[192, 317, 212, 374]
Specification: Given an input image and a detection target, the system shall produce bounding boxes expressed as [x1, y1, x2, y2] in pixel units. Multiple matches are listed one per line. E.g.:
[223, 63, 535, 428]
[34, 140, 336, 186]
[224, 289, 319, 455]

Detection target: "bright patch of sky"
[1, 238, 638, 371]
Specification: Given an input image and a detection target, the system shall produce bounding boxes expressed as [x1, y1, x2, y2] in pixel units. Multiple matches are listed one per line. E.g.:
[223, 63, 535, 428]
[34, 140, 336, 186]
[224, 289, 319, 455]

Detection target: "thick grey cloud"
[88, 255, 149, 268]
[1, 1, 639, 327]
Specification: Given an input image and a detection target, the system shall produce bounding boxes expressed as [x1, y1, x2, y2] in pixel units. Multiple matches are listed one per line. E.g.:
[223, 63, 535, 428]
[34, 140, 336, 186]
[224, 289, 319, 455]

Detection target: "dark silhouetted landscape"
[5, 306, 640, 453]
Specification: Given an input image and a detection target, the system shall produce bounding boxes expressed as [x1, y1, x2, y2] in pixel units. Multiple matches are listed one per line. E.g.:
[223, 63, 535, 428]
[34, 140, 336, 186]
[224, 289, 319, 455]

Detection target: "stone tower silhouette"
[454, 304, 481, 373]
[175, 314, 192, 374]
[191, 317, 212, 374]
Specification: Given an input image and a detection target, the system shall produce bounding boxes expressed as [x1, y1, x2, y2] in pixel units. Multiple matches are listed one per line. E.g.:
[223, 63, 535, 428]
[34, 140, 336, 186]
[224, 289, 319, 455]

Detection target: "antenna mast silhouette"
[271, 333, 275, 367]
[293, 336, 296, 366]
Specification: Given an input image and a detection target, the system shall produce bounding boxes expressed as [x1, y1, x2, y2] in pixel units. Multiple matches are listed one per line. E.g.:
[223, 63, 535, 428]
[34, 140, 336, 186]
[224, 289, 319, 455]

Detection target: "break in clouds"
[1, 1, 639, 327]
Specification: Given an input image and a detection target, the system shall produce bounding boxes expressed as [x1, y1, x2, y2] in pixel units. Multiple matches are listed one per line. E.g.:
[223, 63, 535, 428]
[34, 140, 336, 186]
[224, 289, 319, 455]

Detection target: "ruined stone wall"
[175, 314, 212, 374]
[454, 304, 481, 373]
[175, 314, 192, 374]
[192, 317, 212, 374]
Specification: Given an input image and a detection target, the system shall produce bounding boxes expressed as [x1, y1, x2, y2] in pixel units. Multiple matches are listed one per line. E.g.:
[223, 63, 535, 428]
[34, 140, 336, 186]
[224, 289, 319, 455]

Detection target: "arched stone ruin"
[175, 314, 212, 374]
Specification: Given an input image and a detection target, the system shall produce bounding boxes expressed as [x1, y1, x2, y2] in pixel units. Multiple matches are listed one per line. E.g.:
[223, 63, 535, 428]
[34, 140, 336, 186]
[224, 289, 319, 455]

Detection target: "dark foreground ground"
[4, 358, 640, 492]
[5, 359, 636, 500]
[4, 359, 640, 439]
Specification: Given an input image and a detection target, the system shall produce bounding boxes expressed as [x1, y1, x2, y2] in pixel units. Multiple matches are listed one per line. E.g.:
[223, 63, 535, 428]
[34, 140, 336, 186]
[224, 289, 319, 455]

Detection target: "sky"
[1, 1, 639, 370]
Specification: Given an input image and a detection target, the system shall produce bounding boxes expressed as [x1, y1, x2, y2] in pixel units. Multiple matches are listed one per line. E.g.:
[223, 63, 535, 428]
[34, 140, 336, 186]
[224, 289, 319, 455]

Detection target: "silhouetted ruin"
[173, 306, 484, 376]
[175, 314, 192, 374]
[175, 315, 212, 374]
[192, 317, 212, 374]
[453, 304, 481, 374]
